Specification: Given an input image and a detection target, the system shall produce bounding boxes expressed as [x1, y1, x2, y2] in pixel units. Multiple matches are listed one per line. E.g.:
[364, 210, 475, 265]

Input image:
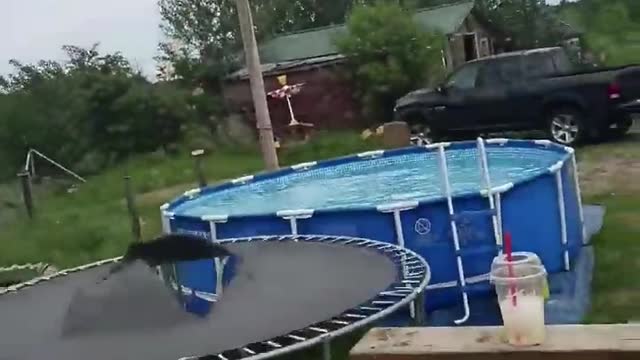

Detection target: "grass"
[577, 133, 640, 324]
[0, 131, 381, 268]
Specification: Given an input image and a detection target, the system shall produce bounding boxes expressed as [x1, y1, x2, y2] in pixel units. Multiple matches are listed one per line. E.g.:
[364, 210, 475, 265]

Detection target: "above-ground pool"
[163, 138, 586, 324]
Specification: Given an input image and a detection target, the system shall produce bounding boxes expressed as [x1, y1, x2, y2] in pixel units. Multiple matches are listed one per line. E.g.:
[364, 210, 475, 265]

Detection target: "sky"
[1, 0, 163, 79]
[1, 0, 573, 79]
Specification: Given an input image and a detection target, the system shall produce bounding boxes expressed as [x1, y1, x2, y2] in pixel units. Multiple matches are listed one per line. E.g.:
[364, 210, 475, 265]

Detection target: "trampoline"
[163, 138, 586, 325]
[0, 235, 430, 360]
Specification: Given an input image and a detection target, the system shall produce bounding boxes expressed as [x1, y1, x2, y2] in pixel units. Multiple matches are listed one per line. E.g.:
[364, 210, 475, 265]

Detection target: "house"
[222, 0, 504, 138]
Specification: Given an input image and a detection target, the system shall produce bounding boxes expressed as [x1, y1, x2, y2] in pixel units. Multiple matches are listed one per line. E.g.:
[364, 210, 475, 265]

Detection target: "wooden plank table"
[350, 325, 640, 360]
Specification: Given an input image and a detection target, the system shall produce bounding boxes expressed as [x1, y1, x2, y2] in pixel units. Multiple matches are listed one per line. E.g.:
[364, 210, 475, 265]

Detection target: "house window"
[480, 38, 490, 58]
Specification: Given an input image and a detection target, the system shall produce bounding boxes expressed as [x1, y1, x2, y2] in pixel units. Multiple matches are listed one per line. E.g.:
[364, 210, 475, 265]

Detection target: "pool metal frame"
[0, 235, 431, 360]
[163, 137, 586, 326]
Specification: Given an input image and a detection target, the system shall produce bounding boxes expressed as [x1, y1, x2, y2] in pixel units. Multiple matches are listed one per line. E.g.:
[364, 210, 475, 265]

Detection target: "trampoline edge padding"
[0, 235, 430, 360]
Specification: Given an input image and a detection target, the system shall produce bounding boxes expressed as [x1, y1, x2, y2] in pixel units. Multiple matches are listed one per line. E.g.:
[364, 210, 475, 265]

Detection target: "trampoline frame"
[0, 235, 430, 360]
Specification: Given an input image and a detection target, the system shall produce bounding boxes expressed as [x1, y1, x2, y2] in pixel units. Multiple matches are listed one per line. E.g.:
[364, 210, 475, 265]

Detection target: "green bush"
[334, 3, 444, 123]
[0, 45, 199, 180]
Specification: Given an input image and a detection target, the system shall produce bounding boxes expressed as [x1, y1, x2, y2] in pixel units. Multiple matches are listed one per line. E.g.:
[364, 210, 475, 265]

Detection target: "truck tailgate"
[617, 65, 640, 101]
[621, 99, 640, 114]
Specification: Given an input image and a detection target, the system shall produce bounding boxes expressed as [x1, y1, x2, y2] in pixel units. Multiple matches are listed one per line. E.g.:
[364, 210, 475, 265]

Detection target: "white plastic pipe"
[571, 153, 587, 244]
[477, 138, 502, 249]
[555, 171, 571, 271]
[437, 145, 470, 325]
[207, 218, 229, 296]
[278, 209, 314, 237]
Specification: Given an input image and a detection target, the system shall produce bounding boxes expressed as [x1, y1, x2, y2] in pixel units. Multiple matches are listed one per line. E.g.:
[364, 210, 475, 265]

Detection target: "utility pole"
[235, 0, 279, 171]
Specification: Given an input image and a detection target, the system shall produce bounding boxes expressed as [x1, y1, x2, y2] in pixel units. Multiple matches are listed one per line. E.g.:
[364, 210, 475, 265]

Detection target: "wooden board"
[350, 325, 640, 360]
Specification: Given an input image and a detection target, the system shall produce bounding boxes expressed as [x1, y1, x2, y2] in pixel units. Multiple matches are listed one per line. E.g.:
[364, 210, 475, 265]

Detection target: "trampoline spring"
[217, 355, 229, 360]
[401, 279, 421, 285]
[242, 347, 256, 355]
[359, 306, 383, 311]
[330, 320, 351, 325]
[372, 300, 396, 305]
[343, 313, 368, 319]
[309, 326, 330, 333]
[356, 240, 371, 246]
[405, 272, 426, 278]
[406, 265, 424, 271]
[404, 260, 421, 266]
[343, 239, 358, 245]
[264, 341, 282, 348]
[287, 334, 307, 342]
[393, 287, 414, 292]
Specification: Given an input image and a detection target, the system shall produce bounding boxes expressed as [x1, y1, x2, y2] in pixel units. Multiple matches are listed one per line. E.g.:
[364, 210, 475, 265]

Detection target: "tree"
[477, 0, 565, 49]
[334, 3, 444, 123]
[0, 44, 195, 178]
[575, 0, 640, 66]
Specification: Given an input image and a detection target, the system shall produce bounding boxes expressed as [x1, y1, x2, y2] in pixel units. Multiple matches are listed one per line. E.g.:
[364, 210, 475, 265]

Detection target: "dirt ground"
[577, 133, 640, 197]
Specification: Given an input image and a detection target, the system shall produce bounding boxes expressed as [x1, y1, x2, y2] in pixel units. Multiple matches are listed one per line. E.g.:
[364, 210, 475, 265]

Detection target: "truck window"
[445, 62, 480, 90]
[476, 58, 523, 87]
[523, 53, 556, 78]
[551, 50, 574, 73]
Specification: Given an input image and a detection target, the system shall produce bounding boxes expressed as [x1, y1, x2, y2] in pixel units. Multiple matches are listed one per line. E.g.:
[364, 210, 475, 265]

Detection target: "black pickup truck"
[394, 47, 640, 146]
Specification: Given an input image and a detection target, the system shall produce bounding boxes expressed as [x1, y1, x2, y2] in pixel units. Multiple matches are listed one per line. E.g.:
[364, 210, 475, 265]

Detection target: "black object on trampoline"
[0, 237, 401, 360]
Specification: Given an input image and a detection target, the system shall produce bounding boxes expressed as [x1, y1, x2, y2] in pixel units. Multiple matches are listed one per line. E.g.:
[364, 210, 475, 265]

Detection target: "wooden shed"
[222, 0, 503, 138]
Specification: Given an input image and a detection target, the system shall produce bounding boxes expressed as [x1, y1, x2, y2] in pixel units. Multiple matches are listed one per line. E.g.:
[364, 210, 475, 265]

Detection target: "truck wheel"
[547, 107, 586, 146]
[410, 124, 438, 145]
[608, 117, 633, 138]
[403, 114, 440, 145]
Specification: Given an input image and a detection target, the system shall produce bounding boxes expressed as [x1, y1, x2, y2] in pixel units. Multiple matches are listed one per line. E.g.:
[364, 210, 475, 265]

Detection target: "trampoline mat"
[0, 240, 399, 360]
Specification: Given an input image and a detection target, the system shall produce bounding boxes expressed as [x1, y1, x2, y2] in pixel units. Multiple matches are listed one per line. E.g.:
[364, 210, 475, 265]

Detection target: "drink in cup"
[490, 263, 548, 346]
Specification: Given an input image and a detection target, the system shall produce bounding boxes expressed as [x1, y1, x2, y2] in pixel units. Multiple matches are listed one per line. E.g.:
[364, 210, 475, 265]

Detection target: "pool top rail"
[350, 325, 640, 360]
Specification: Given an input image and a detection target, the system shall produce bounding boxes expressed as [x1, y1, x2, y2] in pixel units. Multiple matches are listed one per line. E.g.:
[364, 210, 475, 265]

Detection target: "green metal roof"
[259, 1, 475, 64]
[413, 1, 475, 34]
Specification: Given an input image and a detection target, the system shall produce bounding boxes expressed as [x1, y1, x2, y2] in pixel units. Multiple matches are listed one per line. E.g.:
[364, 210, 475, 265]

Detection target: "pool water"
[173, 147, 565, 217]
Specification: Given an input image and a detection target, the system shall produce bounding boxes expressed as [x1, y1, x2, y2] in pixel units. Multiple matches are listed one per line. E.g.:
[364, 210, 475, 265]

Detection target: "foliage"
[558, 0, 640, 67]
[0, 44, 196, 179]
[334, 2, 444, 123]
[155, 0, 447, 85]
[477, 0, 566, 49]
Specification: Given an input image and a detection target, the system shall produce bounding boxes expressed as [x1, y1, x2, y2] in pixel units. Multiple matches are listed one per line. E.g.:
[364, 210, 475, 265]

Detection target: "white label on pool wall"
[415, 218, 432, 235]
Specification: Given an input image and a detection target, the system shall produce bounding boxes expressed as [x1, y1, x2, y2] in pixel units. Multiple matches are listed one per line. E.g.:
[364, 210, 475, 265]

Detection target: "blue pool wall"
[163, 139, 585, 313]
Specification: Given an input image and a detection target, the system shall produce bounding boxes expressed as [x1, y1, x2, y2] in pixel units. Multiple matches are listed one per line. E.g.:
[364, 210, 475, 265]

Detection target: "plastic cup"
[491, 252, 541, 273]
[490, 264, 548, 347]
[492, 252, 550, 301]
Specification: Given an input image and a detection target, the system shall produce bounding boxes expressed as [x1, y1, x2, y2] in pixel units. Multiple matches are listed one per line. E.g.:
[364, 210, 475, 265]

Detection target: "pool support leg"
[204, 215, 231, 296]
[377, 201, 419, 320]
[323, 339, 332, 360]
[414, 291, 426, 326]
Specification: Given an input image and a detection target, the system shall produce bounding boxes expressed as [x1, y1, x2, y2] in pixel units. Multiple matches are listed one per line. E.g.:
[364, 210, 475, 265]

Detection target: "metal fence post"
[191, 149, 207, 188]
[17, 171, 35, 219]
[124, 176, 141, 242]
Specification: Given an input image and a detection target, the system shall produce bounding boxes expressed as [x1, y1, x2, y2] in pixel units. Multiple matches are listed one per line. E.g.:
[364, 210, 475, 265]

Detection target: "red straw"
[504, 232, 518, 306]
